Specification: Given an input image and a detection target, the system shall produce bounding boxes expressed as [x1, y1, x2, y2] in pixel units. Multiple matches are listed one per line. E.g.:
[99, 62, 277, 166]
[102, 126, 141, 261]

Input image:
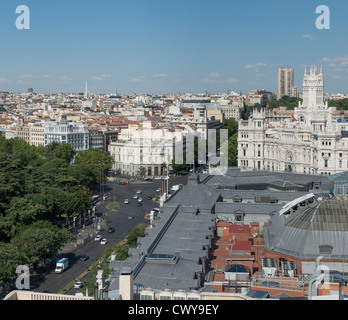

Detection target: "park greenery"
[0, 136, 113, 286]
[327, 98, 348, 110]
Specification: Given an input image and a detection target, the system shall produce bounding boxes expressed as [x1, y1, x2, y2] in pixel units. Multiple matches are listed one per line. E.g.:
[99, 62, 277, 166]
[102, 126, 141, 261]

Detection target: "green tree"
[228, 135, 238, 167]
[68, 163, 98, 188]
[0, 242, 28, 285]
[113, 244, 129, 261]
[11, 221, 73, 269]
[223, 118, 239, 139]
[0, 198, 48, 237]
[53, 143, 76, 163]
[127, 226, 146, 247]
[74, 149, 114, 183]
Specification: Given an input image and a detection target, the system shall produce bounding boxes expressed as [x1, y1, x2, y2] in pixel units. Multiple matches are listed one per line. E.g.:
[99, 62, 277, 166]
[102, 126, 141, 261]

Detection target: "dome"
[265, 197, 348, 259]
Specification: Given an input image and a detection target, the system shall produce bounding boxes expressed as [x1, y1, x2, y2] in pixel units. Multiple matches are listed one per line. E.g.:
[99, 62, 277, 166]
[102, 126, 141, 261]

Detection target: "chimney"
[119, 267, 134, 300]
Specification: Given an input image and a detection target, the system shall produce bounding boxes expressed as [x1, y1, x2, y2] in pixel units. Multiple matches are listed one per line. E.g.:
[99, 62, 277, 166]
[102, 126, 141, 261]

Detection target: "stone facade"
[238, 66, 348, 176]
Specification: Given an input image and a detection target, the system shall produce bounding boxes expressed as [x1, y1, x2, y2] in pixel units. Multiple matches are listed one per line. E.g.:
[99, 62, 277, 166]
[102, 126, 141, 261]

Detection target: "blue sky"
[0, 0, 347, 94]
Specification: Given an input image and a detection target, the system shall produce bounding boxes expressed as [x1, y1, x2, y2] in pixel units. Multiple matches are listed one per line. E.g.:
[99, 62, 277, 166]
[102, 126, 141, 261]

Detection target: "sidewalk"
[59, 221, 98, 255]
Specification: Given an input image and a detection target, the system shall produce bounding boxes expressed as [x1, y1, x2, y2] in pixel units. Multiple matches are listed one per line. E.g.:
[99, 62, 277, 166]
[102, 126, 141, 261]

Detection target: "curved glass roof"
[286, 199, 348, 232]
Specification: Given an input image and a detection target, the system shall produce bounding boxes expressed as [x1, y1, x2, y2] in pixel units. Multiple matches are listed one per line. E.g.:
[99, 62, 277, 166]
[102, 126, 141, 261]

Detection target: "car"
[144, 177, 153, 181]
[124, 199, 129, 204]
[133, 194, 138, 199]
[94, 235, 102, 241]
[79, 255, 89, 261]
[162, 176, 169, 180]
[128, 215, 134, 220]
[137, 202, 142, 207]
[147, 196, 152, 200]
[156, 188, 161, 193]
[74, 281, 83, 289]
[124, 181, 129, 185]
[136, 190, 142, 194]
[100, 238, 108, 245]
[138, 197, 143, 202]
[108, 226, 115, 233]
[154, 176, 162, 180]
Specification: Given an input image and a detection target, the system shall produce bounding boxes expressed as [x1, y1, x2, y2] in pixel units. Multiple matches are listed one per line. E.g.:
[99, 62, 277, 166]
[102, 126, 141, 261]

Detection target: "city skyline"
[1, 0, 347, 94]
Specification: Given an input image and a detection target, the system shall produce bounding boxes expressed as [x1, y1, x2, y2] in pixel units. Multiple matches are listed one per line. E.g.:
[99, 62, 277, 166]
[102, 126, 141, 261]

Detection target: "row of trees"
[0, 137, 113, 285]
[328, 98, 348, 110]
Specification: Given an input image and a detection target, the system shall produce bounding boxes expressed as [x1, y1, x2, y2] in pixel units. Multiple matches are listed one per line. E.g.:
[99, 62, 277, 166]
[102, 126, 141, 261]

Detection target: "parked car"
[147, 196, 152, 200]
[74, 281, 83, 289]
[136, 190, 142, 194]
[133, 194, 138, 199]
[79, 255, 89, 261]
[138, 197, 143, 202]
[128, 215, 134, 220]
[108, 226, 115, 233]
[156, 188, 161, 192]
[137, 202, 142, 207]
[94, 235, 102, 241]
[144, 177, 153, 181]
[100, 238, 108, 245]
[124, 199, 129, 204]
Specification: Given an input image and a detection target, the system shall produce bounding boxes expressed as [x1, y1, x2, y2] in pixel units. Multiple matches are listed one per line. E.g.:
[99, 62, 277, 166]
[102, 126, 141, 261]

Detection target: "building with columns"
[238, 65, 348, 176]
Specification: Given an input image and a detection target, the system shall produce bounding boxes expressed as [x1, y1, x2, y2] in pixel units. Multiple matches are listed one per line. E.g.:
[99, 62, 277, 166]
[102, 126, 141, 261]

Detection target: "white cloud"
[201, 72, 220, 83]
[245, 62, 267, 69]
[324, 56, 348, 74]
[130, 76, 144, 82]
[21, 74, 38, 79]
[153, 73, 168, 78]
[59, 75, 71, 83]
[227, 78, 238, 83]
[0, 78, 10, 84]
[202, 78, 217, 83]
[90, 74, 111, 81]
[207, 72, 219, 78]
[302, 34, 319, 40]
[90, 76, 104, 81]
[42, 74, 52, 78]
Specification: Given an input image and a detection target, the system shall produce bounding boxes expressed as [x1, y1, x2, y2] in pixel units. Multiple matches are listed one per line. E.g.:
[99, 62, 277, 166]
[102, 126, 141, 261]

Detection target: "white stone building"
[238, 65, 348, 176]
[110, 122, 185, 177]
[44, 114, 90, 150]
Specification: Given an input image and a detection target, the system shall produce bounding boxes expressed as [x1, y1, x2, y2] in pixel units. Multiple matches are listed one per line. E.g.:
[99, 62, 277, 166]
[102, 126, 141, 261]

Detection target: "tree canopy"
[0, 138, 114, 284]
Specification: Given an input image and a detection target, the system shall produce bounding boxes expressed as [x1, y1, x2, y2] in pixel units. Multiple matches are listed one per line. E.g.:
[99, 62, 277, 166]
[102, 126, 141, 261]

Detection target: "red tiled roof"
[229, 225, 251, 234]
[232, 241, 252, 252]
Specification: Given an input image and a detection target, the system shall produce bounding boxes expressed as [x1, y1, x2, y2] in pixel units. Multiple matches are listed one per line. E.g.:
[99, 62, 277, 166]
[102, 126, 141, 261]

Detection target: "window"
[324, 160, 328, 168]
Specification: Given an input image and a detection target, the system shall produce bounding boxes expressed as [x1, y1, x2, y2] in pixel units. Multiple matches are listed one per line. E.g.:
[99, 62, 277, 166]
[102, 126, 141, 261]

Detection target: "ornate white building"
[238, 65, 348, 176]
